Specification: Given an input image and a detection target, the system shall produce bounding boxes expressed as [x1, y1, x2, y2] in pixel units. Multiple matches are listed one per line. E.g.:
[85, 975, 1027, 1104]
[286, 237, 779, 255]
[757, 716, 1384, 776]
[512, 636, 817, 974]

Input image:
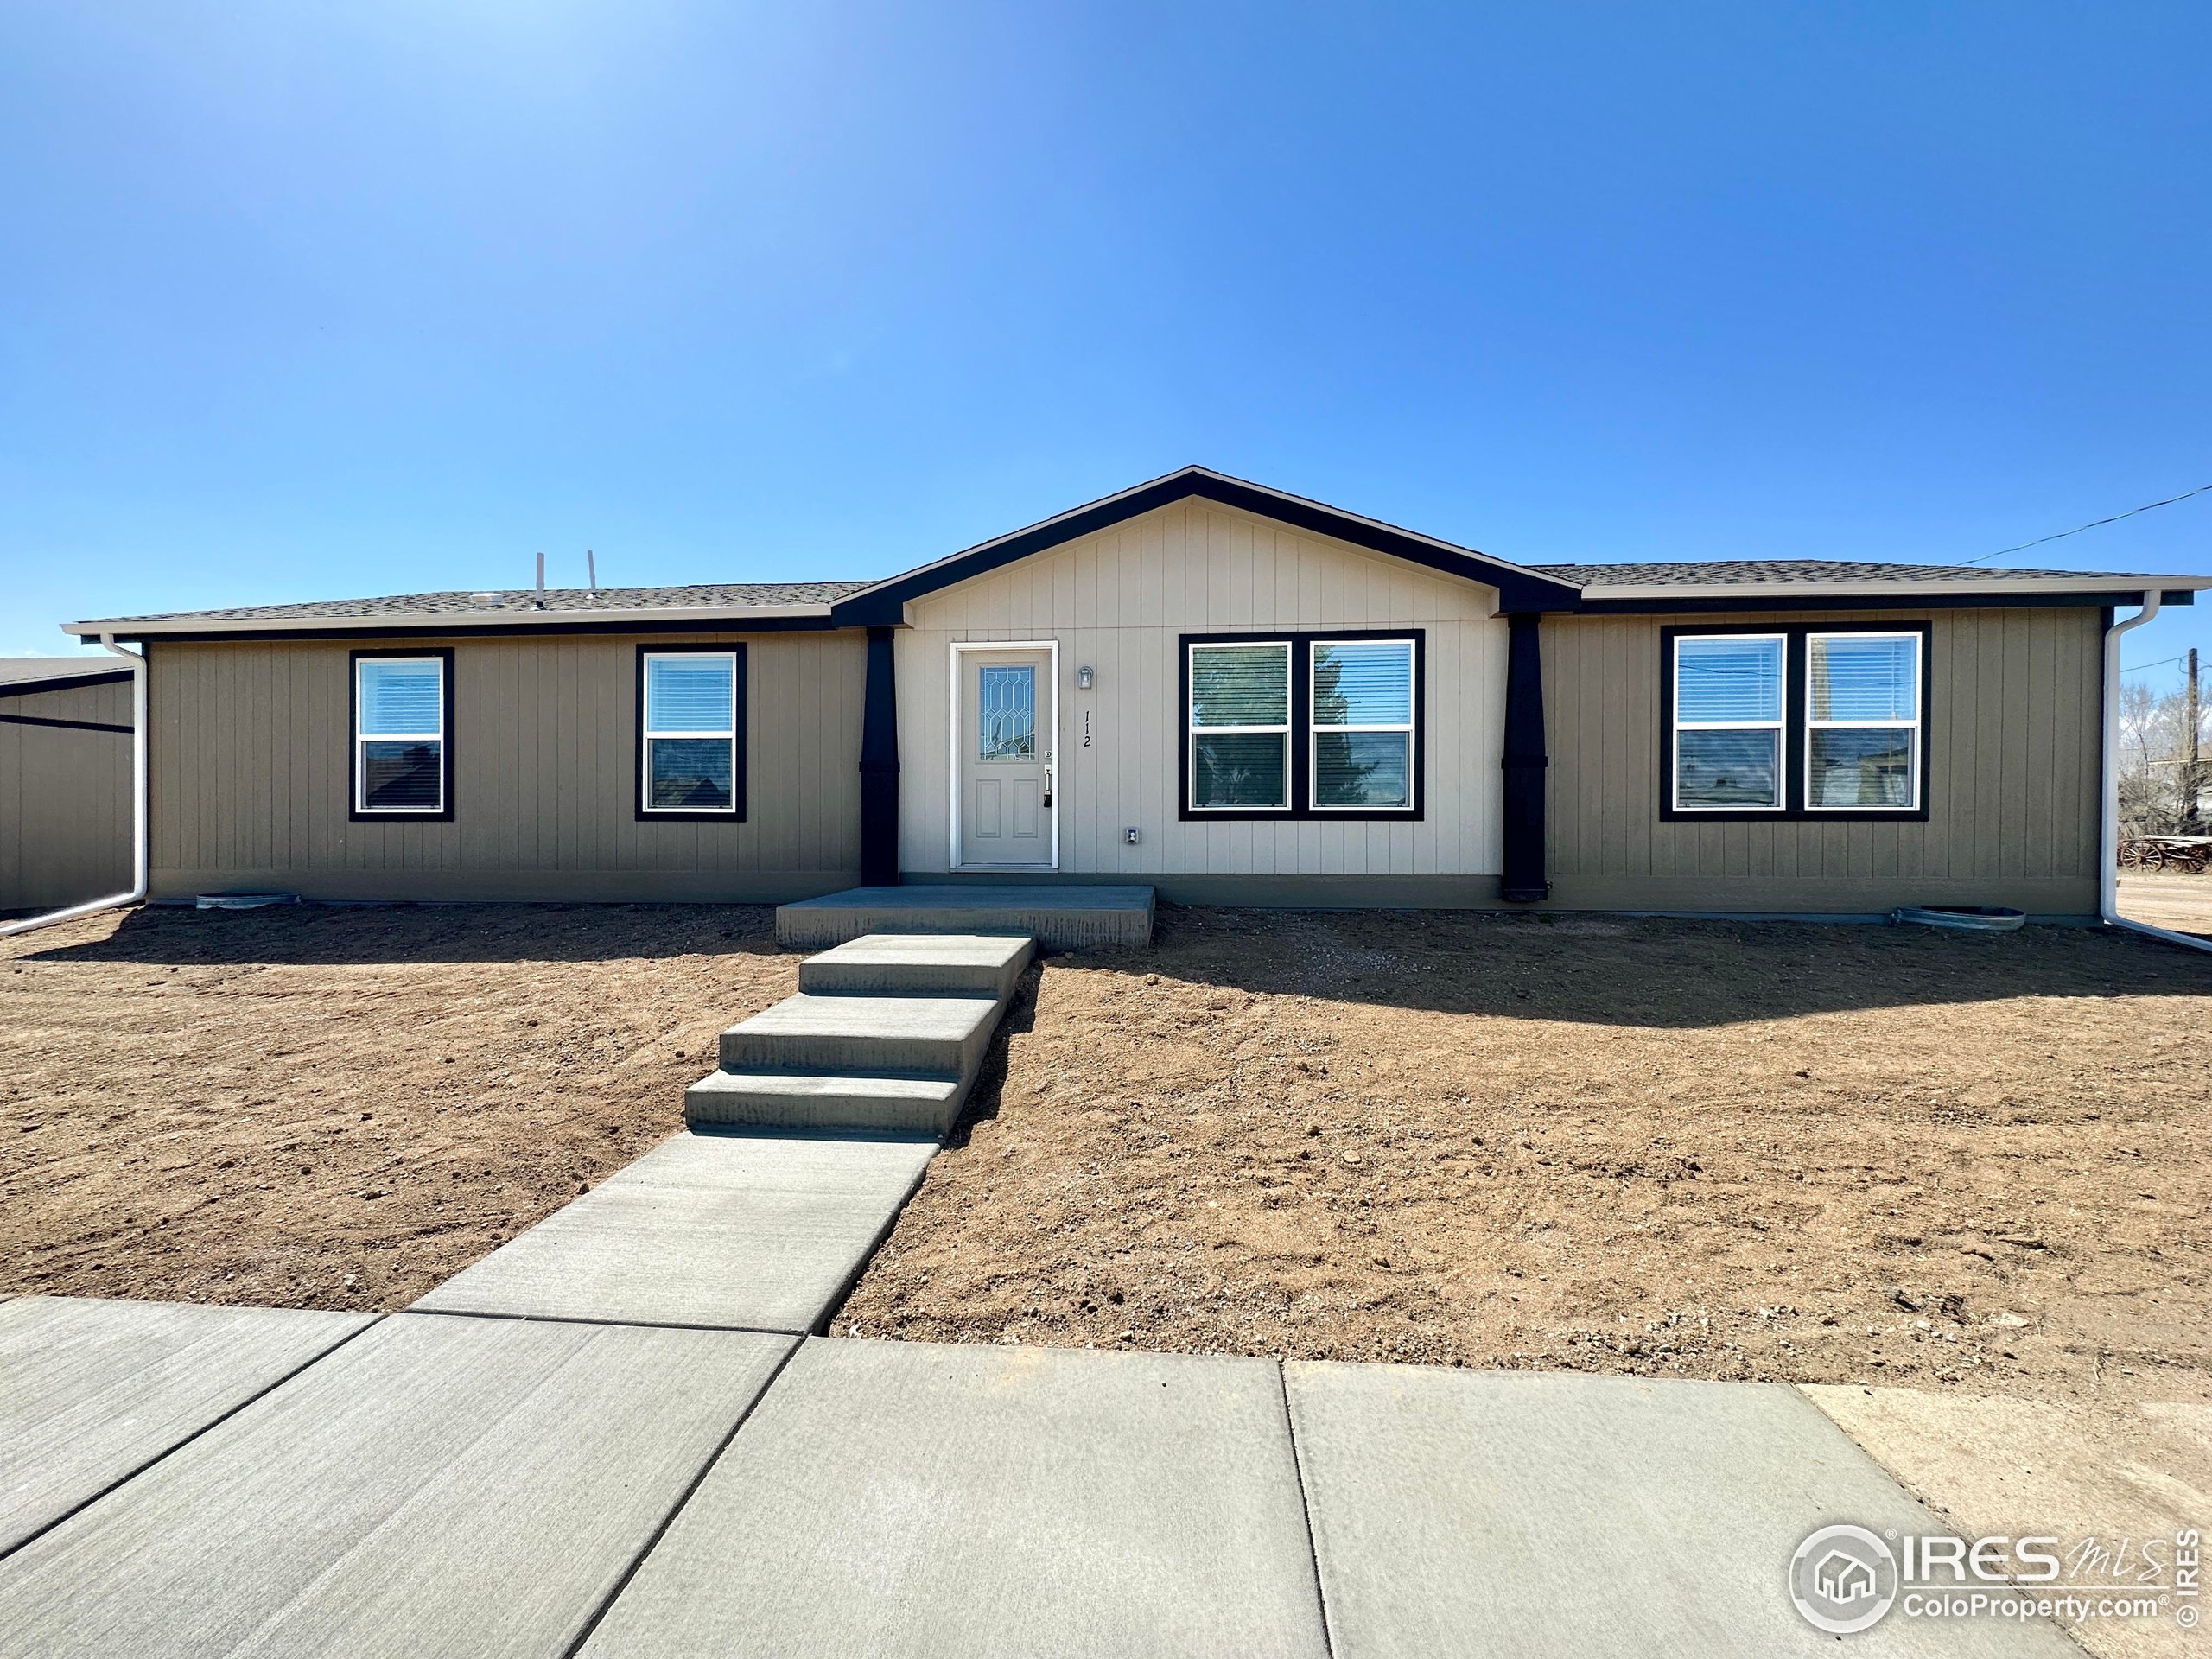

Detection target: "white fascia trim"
[63, 604, 838, 639]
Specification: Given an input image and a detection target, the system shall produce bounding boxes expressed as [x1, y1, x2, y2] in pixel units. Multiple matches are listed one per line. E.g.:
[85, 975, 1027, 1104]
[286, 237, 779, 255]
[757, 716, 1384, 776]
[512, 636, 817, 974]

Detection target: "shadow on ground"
[1046, 902, 2212, 1029]
[14, 901, 786, 968]
[944, 960, 1042, 1149]
[20, 897, 2212, 1031]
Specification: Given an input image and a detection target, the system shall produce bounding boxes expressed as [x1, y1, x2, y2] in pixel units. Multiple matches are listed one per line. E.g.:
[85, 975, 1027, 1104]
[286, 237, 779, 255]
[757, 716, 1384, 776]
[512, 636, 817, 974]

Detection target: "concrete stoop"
[774, 884, 1155, 950]
[685, 933, 1036, 1136]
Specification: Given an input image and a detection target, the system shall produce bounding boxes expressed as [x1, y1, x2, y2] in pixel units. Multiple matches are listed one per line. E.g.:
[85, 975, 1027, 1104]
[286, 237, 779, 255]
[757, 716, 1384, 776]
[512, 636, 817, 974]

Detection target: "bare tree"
[2120, 675, 2212, 836]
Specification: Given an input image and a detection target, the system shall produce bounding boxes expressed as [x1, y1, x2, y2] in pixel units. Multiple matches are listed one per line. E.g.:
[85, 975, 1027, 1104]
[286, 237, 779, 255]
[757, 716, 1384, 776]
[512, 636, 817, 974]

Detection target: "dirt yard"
[2120, 870, 2212, 939]
[838, 907, 2212, 1407]
[7, 899, 2210, 1408]
[0, 903, 793, 1310]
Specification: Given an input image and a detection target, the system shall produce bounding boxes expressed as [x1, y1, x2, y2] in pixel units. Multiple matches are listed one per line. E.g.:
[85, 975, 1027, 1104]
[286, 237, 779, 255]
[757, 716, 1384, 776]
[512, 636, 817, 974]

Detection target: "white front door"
[958, 649, 1052, 868]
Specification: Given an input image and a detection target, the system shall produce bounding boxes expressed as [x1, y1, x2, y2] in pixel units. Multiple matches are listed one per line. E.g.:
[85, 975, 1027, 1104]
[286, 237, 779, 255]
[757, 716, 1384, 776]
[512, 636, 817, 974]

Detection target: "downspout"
[2101, 594, 2212, 955]
[0, 635, 148, 938]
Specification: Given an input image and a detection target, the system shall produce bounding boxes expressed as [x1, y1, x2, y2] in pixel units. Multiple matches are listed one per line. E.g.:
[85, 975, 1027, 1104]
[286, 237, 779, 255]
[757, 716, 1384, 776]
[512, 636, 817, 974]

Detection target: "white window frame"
[1670, 632, 1787, 814]
[1186, 639, 1293, 813]
[1307, 638, 1417, 814]
[639, 650, 739, 816]
[353, 655, 446, 816]
[1803, 630, 1923, 814]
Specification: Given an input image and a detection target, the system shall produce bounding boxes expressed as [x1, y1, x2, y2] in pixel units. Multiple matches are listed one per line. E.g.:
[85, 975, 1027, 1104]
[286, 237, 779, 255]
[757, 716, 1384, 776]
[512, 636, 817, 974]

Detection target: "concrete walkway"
[413, 1129, 937, 1333]
[418, 930, 1037, 1336]
[0, 1298, 2076, 1656]
[0, 925, 2090, 1653]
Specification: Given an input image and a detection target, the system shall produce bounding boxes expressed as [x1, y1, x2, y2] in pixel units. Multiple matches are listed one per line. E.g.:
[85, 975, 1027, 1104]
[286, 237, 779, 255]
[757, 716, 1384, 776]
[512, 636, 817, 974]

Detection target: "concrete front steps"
[686, 934, 1035, 1137]
[775, 884, 1155, 950]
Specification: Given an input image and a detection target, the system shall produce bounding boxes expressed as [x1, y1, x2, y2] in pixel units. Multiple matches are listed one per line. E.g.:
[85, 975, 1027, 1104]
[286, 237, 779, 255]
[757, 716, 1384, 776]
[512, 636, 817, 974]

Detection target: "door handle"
[1043, 752, 1053, 810]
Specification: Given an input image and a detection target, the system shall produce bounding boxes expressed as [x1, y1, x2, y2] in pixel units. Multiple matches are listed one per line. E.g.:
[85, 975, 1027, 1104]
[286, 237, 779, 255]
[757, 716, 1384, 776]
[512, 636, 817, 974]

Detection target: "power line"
[1963, 480, 2212, 565]
[2124, 656, 2185, 675]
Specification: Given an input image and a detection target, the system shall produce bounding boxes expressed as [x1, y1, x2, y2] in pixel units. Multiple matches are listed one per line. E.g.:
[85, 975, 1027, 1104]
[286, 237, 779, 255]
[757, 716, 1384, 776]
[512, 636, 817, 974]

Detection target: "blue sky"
[2, 3, 2207, 690]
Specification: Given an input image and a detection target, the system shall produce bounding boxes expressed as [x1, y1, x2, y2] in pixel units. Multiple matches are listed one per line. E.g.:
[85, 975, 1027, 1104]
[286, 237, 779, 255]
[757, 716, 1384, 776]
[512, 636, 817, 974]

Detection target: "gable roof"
[826, 466, 1585, 623]
[58, 469, 2209, 640]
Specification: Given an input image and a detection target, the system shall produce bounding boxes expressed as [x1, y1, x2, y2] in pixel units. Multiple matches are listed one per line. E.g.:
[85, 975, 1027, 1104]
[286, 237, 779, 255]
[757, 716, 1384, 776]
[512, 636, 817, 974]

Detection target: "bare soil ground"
[839, 907, 2212, 1407]
[8, 900, 2209, 1411]
[2120, 870, 2212, 939]
[0, 904, 791, 1311]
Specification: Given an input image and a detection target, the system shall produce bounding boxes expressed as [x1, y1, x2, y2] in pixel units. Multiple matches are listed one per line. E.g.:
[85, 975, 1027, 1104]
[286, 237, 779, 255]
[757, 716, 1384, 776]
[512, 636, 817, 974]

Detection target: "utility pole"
[2188, 647, 2203, 832]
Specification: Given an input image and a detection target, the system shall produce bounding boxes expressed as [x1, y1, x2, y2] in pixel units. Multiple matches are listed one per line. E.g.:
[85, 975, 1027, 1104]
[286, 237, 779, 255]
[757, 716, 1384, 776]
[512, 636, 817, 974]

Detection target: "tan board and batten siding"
[0, 678, 132, 912]
[893, 498, 1510, 904]
[147, 632, 862, 903]
[1541, 607, 2103, 917]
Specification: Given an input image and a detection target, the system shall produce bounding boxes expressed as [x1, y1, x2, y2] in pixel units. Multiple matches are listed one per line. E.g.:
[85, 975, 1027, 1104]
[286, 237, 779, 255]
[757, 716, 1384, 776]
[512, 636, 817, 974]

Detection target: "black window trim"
[634, 643, 748, 823]
[348, 646, 455, 823]
[1658, 620, 1933, 823]
[1178, 627, 1427, 823]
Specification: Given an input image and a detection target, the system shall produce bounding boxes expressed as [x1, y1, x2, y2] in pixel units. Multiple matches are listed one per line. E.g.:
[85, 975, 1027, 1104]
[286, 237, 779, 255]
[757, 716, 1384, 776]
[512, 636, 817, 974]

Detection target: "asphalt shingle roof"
[86, 582, 874, 626]
[1529, 559, 2151, 586]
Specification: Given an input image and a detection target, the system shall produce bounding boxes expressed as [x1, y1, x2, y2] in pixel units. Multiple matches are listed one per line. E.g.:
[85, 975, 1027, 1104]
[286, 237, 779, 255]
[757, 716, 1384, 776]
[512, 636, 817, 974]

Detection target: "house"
[0, 658, 135, 915]
[54, 467, 2209, 918]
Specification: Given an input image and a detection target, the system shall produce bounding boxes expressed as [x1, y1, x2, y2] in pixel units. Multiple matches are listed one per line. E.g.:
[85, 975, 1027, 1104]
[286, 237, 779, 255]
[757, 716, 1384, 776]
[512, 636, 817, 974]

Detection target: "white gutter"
[1, 636, 148, 939]
[2101, 594, 2212, 956]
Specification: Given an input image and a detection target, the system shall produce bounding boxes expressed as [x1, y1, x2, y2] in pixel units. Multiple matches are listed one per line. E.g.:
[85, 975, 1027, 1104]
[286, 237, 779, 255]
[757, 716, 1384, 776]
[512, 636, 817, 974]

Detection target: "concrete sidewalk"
[0, 1299, 2077, 1657]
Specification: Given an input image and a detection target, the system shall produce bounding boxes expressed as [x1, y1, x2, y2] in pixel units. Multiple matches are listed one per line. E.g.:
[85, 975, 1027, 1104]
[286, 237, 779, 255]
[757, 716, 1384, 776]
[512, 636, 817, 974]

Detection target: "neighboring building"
[59, 467, 2209, 917]
[0, 658, 134, 914]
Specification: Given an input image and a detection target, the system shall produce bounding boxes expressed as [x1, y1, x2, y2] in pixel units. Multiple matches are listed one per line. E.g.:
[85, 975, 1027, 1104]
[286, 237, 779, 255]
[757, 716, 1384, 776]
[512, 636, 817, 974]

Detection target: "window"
[353, 652, 450, 817]
[1662, 625, 1929, 818]
[1181, 631, 1423, 818]
[978, 664, 1037, 760]
[1189, 641, 1290, 810]
[1311, 639, 1414, 810]
[1807, 632, 1921, 810]
[1670, 634, 1785, 810]
[639, 649, 741, 817]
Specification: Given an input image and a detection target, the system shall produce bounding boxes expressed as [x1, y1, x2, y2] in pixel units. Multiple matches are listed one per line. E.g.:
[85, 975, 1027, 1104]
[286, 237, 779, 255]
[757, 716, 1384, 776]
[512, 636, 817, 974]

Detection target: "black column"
[1500, 610, 1550, 903]
[859, 626, 900, 887]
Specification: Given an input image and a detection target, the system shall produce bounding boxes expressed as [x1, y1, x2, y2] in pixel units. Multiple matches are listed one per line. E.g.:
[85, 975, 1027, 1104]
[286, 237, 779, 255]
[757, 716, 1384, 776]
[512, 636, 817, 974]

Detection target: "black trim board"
[0, 711, 132, 734]
[1657, 621, 1933, 823]
[633, 644, 748, 823]
[858, 626, 899, 885]
[1499, 612, 1548, 901]
[1177, 629, 1427, 823]
[347, 647, 456, 823]
[831, 469, 1582, 625]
